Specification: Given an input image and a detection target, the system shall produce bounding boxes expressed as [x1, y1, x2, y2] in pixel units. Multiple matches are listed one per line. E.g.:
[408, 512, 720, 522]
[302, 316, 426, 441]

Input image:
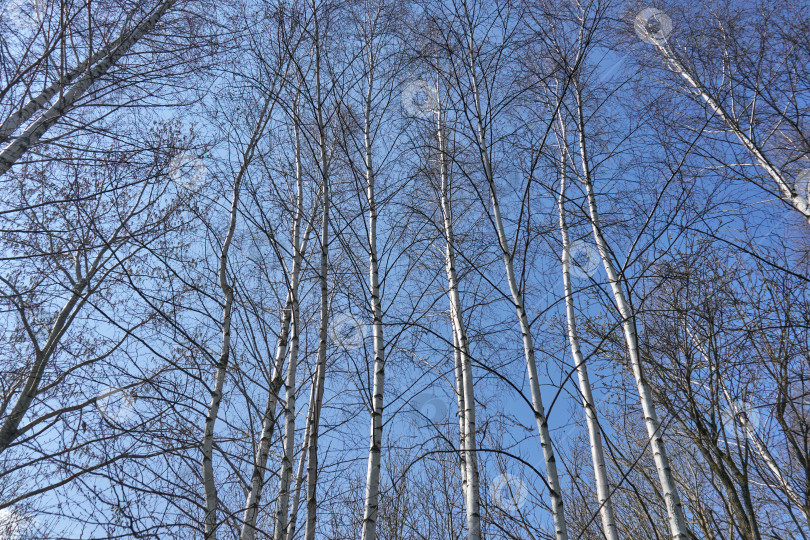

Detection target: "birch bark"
[202, 92, 274, 540]
[465, 45, 569, 539]
[556, 116, 619, 540]
[573, 86, 689, 540]
[437, 108, 481, 540]
[0, 0, 178, 176]
[360, 56, 387, 540]
[239, 297, 291, 539]
[304, 5, 331, 536]
[285, 369, 317, 540]
[201, 153, 239, 540]
[655, 45, 810, 224]
[271, 107, 308, 540]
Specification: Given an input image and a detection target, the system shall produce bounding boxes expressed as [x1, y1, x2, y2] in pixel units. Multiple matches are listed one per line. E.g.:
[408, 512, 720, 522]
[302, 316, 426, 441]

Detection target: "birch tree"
[1, 1, 808, 537]
[636, 2, 810, 224]
[570, 76, 690, 539]
[201, 90, 276, 539]
[304, 2, 337, 536]
[555, 112, 619, 540]
[437, 4, 570, 535]
[434, 87, 483, 539]
[0, 0, 193, 176]
[268, 96, 316, 540]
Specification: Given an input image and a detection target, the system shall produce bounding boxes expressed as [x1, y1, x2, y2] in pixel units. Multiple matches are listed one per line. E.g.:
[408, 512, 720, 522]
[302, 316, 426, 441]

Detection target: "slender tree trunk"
[272, 111, 308, 540]
[202, 166, 239, 540]
[202, 93, 273, 540]
[484, 156, 568, 540]
[304, 200, 328, 540]
[0, 0, 177, 177]
[239, 91, 313, 540]
[0, 43, 114, 144]
[655, 45, 810, 224]
[453, 331, 469, 493]
[304, 7, 330, 537]
[573, 86, 689, 540]
[360, 66, 387, 540]
[285, 371, 317, 540]
[466, 50, 569, 540]
[556, 116, 619, 540]
[238, 297, 292, 539]
[241, 168, 318, 540]
[437, 111, 481, 540]
[272, 302, 301, 539]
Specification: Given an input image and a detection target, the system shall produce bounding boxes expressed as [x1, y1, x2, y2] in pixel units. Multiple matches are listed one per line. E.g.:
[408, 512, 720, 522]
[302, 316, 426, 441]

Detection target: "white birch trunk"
[202, 161, 239, 540]
[360, 68, 386, 540]
[0, 0, 177, 177]
[466, 53, 569, 539]
[556, 117, 620, 540]
[272, 112, 308, 540]
[573, 88, 689, 540]
[303, 198, 328, 540]
[453, 333, 469, 494]
[0, 35, 130, 144]
[202, 92, 274, 540]
[438, 111, 481, 540]
[285, 369, 317, 540]
[304, 6, 330, 536]
[655, 45, 810, 224]
[238, 299, 292, 540]
[240, 197, 326, 533]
